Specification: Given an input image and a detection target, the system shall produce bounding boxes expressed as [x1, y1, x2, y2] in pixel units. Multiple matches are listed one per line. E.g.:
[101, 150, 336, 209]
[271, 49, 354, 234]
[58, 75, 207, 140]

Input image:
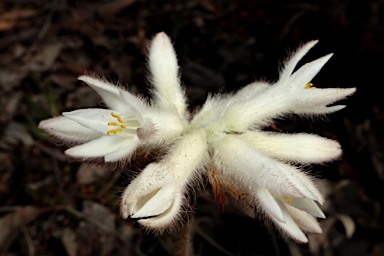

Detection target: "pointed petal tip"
[301, 39, 319, 51]
[152, 31, 172, 45]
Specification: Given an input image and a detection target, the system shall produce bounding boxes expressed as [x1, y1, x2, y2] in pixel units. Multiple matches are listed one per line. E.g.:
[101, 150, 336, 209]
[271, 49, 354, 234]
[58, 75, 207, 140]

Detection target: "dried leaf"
[0, 206, 42, 253]
[336, 214, 356, 239]
[61, 228, 78, 256]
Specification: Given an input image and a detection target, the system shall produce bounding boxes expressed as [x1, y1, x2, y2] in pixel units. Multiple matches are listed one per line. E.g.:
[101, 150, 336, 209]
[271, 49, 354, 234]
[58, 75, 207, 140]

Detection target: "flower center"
[107, 112, 140, 135]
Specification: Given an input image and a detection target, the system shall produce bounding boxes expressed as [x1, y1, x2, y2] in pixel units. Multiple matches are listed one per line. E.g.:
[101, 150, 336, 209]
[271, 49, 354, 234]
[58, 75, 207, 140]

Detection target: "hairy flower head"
[39, 32, 355, 243]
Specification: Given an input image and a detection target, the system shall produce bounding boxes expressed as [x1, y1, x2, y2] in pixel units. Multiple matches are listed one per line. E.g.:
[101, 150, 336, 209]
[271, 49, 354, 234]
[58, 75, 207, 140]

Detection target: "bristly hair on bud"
[38, 32, 355, 243]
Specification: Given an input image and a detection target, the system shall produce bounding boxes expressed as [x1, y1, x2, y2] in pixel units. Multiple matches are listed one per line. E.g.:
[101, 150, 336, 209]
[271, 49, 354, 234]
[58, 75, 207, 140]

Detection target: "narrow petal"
[216, 135, 305, 199]
[243, 131, 342, 164]
[288, 198, 325, 218]
[278, 40, 319, 85]
[38, 116, 101, 143]
[255, 187, 285, 223]
[271, 199, 308, 243]
[148, 32, 188, 118]
[65, 135, 122, 159]
[285, 204, 323, 234]
[63, 109, 120, 134]
[289, 54, 333, 90]
[300, 105, 347, 115]
[78, 75, 131, 112]
[292, 87, 356, 115]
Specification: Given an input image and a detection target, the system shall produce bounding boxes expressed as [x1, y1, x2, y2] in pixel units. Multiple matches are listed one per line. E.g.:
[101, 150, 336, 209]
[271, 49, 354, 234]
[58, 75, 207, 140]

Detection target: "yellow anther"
[107, 129, 123, 135]
[282, 196, 292, 203]
[108, 122, 118, 126]
[121, 124, 126, 128]
[305, 83, 316, 89]
[110, 112, 125, 123]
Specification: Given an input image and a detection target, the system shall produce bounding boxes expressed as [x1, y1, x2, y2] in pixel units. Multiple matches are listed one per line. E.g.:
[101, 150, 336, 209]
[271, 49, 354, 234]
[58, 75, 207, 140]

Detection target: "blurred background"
[0, 0, 383, 255]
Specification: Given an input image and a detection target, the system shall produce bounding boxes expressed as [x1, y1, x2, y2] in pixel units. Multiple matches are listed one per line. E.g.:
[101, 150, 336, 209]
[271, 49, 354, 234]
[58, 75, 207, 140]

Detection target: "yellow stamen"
[304, 83, 316, 89]
[107, 129, 123, 135]
[111, 112, 124, 123]
[121, 124, 126, 128]
[108, 122, 118, 126]
[282, 196, 292, 203]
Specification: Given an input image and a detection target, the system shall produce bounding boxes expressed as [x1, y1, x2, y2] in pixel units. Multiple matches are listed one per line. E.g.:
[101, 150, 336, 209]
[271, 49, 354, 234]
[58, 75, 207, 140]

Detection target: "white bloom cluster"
[39, 32, 355, 243]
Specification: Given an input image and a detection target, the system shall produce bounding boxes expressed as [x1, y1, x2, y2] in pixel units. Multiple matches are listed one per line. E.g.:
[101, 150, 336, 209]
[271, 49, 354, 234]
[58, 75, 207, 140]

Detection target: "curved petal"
[271, 199, 308, 243]
[65, 135, 123, 159]
[38, 116, 101, 143]
[278, 40, 319, 85]
[243, 131, 342, 164]
[130, 184, 178, 218]
[78, 75, 131, 112]
[137, 191, 184, 231]
[287, 198, 325, 218]
[285, 204, 322, 234]
[121, 162, 177, 207]
[254, 187, 285, 223]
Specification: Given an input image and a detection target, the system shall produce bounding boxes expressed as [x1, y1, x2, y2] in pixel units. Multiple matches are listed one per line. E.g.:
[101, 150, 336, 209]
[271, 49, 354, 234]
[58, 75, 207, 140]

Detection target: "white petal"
[38, 116, 101, 143]
[78, 75, 131, 112]
[65, 135, 123, 159]
[216, 135, 305, 199]
[119, 90, 148, 121]
[271, 199, 308, 243]
[130, 184, 178, 218]
[255, 187, 285, 223]
[289, 54, 333, 89]
[63, 109, 136, 136]
[148, 32, 188, 118]
[243, 131, 342, 164]
[104, 137, 140, 162]
[285, 204, 323, 234]
[138, 191, 184, 230]
[292, 87, 356, 115]
[121, 162, 176, 206]
[301, 104, 347, 115]
[278, 40, 319, 85]
[288, 198, 325, 218]
[63, 109, 117, 134]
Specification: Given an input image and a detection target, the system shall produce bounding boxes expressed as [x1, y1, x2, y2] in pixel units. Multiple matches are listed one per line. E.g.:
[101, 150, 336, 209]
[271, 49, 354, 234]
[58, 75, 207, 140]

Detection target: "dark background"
[1, 0, 383, 255]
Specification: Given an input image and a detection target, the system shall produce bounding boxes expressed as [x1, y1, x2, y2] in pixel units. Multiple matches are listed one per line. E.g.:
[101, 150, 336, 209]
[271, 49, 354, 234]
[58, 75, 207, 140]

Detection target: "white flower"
[39, 33, 187, 162]
[39, 32, 355, 242]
